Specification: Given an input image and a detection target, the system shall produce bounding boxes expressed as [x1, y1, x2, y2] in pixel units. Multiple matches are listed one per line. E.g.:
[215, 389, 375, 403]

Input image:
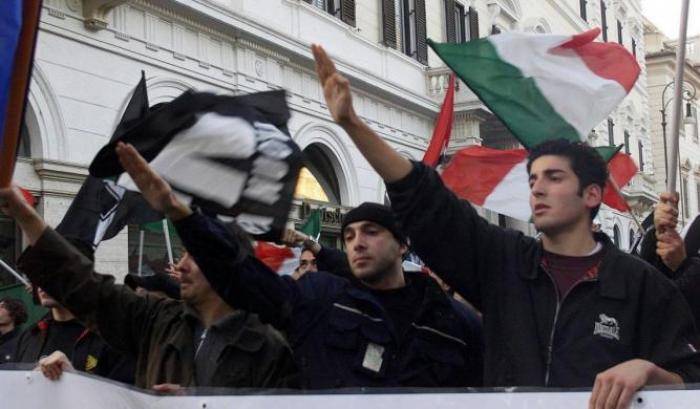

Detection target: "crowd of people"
[0, 44, 699, 409]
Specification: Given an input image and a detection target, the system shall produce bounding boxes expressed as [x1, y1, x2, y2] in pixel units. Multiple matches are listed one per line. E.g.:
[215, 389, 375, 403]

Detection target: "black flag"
[89, 90, 302, 241]
[56, 72, 161, 249]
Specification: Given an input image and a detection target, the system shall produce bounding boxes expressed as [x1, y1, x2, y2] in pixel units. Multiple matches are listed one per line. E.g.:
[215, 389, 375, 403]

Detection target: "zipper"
[542, 268, 597, 386]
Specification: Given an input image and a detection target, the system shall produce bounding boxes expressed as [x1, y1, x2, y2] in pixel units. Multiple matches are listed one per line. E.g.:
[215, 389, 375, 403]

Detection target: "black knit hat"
[341, 202, 407, 244]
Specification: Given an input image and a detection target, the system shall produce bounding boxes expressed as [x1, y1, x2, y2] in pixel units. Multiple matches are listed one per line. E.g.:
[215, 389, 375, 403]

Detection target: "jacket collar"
[523, 232, 627, 300]
[346, 271, 451, 314]
[177, 304, 263, 352]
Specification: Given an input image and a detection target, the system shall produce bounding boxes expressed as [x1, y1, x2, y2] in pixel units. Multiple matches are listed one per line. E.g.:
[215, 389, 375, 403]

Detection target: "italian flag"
[441, 145, 638, 221]
[428, 28, 641, 219]
[427, 28, 640, 148]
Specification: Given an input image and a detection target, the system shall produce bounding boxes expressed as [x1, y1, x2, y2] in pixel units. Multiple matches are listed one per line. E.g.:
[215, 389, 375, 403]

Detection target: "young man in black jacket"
[310, 44, 700, 409]
[107, 142, 483, 389]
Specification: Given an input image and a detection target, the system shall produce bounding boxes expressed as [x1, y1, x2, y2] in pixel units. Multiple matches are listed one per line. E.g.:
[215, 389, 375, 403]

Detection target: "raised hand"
[0, 185, 46, 245]
[115, 142, 192, 221]
[312, 44, 357, 126]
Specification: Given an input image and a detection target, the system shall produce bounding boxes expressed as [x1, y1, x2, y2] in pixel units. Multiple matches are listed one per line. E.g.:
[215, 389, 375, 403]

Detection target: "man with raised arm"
[0, 187, 297, 391]
[106, 142, 483, 389]
[310, 44, 700, 409]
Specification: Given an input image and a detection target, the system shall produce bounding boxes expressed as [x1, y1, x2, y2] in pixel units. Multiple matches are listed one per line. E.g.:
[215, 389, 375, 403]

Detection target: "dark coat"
[0, 327, 20, 363]
[18, 228, 297, 390]
[385, 161, 700, 387]
[639, 227, 700, 329]
[13, 314, 134, 384]
[174, 212, 484, 389]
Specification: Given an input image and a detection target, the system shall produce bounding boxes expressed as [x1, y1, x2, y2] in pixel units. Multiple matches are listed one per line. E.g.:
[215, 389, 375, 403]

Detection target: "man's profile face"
[0, 303, 12, 326]
[297, 249, 317, 277]
[343, 221, 405, 283]
[174, 252, 213, 304]
[528, 155, 599, 235]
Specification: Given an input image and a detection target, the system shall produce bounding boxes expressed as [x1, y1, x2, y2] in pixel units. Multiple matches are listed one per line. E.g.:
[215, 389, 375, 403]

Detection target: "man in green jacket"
[0, 186, 297, 391]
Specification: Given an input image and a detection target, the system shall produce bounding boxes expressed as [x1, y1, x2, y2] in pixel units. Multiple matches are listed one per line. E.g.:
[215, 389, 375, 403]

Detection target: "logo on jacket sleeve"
[594, 314, 620, 340]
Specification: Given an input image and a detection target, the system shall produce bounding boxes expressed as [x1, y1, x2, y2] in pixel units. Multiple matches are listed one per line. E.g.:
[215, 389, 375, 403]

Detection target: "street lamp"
[660, 80, 697, 222]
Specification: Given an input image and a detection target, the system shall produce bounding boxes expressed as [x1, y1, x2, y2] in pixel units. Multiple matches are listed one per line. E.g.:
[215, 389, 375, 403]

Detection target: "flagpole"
[0, 0, 43, 187]
[162, 219, 174, 265]
[137, 229, 145, 276]
[0, 257, 29, 286]
[666, 0, 691, 193]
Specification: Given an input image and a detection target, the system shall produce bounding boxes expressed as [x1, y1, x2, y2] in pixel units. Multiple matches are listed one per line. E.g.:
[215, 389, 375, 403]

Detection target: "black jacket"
[13, 314, 135, 384]
[0, 327, 20, 363]
[174, 212, 484, 389]
[639, 227, 700, 329]
[386, 161, 700, 387]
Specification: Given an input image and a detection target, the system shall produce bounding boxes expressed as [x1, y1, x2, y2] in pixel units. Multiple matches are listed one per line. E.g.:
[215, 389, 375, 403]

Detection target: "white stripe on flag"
[490, 33, 627, 139]
[482, 159, 531, 221]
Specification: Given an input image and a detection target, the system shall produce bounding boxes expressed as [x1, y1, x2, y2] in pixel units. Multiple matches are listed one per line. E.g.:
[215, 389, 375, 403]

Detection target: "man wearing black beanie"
[108, 143, 483, 390]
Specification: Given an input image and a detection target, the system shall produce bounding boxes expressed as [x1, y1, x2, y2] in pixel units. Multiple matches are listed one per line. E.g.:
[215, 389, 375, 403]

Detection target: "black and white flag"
[89, 90, 302, 241]
[56, 72, 162, 250]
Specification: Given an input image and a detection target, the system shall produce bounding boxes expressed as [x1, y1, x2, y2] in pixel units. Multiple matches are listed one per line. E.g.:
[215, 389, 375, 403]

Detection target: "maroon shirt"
[542, 246, 605, 298]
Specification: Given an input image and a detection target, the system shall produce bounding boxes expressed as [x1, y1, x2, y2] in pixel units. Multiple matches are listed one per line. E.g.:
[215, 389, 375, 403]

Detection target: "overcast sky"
[642, 0, 700, 39]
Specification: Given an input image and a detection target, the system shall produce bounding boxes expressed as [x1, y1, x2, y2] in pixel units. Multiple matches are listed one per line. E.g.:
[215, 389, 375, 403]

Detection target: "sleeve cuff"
[385, 161, 424, 193]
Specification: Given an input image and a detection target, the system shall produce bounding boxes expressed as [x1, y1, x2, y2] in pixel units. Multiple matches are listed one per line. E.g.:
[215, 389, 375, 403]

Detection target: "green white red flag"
[428, 28, 640, 148]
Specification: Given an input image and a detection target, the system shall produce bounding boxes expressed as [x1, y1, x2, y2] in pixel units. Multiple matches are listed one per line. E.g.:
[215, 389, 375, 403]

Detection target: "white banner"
[2, 369, 700, 409]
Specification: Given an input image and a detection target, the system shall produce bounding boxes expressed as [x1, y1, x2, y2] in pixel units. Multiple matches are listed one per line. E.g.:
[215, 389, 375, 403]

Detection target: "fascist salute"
[311, 43, 700, 409]
[114, 142, 484, 389]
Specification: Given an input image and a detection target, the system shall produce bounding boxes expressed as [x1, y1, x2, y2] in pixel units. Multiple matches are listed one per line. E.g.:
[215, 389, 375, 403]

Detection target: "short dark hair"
[526, 139, 608, 220]
[0, 298, 28, 326]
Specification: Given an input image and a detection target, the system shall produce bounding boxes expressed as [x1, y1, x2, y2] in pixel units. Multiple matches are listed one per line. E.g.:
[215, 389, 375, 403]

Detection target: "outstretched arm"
[312, 44, 412, 183]
[116, 142, 301, 328]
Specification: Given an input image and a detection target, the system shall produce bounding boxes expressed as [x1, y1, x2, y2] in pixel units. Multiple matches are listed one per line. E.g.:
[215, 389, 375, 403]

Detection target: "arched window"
[613, 225, 621, 248]
[629, 229, 635, 250]
[294, 144, 341, 204]
[17, 121, 31, 158]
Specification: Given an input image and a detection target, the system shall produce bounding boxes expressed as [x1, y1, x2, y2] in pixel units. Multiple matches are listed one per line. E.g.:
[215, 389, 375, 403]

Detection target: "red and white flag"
[254, 241, 300, 276]
[441, 146, 638, 220]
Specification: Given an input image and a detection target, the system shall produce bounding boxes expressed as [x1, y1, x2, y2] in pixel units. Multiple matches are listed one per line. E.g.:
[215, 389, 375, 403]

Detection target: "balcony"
[622, 172, 658, 213]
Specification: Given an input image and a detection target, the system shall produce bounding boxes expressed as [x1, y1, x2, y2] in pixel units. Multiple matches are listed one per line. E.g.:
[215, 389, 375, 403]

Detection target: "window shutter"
[638, 140, 644, 172]
[624, 130, 630, 154]
[340, 0, 356, 27]
[580, 0, 587, 21]
[415, 0, 428, 64]
[445, 0, 456, 43]
[381, 0, 397, 48]
[607, 118, 614, 145]
[617, 20, 623, 45]
[632, 38, 636, 57]
[600, 0, 608, 42]
[468, 6, 479, 40]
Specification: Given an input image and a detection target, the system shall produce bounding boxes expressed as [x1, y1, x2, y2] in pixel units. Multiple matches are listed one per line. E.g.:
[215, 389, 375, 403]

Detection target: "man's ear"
[583, 183, 603, 210]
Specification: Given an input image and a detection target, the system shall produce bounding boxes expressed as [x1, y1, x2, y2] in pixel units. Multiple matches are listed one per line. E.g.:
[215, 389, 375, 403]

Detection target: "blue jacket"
[175, 212, 483, 389]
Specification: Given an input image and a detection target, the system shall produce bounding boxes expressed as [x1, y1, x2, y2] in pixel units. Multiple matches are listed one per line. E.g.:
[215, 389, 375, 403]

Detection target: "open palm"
[312, 44, 356, 125]
[115, 142, 192, 221]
